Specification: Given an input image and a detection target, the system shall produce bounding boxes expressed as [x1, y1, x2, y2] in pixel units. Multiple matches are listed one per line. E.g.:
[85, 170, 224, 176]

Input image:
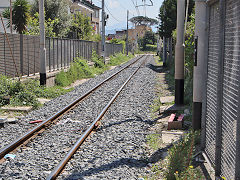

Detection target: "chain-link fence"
[0, 32, 123, 77]
[201, 0, 240, 179]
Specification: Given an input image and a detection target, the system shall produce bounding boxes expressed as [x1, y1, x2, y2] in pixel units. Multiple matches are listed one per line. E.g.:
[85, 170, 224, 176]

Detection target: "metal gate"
[202, 0, 240, 179]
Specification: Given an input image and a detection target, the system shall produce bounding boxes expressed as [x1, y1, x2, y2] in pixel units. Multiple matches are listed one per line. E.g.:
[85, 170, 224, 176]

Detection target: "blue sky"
[92, 0, 164, 34]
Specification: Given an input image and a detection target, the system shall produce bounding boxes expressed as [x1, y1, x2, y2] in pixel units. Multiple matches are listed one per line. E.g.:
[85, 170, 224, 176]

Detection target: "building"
[128, 25, 152, 42]
[70, 0, 100, 34]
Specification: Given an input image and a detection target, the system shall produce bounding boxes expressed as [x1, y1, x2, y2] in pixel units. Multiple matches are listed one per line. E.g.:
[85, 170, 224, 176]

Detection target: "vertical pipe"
[101, 0, 106, 63]
[174, 0, 185, 105]
[39, 0, 46, 85]
[126, 10, 129, 55]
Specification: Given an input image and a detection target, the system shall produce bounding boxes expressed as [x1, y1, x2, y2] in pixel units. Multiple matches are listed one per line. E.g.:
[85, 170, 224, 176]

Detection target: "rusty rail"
[0, 55, 143, 160]
[46, 55, 148, 180]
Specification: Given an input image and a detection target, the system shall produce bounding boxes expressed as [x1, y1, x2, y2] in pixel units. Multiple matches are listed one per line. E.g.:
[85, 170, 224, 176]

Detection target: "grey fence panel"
[204, 1, 220, 167]
[220, 0, 239, 179]
[0, 33, 124, 77]
[203, 0, 240, 179]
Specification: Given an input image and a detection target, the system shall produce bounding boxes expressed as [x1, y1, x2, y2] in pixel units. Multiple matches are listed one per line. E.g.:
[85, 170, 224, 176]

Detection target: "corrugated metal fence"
[0, 32, 123, 77]
[201, 0, 240, 179]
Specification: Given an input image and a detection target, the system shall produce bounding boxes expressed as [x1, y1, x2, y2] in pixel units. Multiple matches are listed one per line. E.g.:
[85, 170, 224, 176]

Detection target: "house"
[70, 0, 101, 34]
[128, 25, 152, 42]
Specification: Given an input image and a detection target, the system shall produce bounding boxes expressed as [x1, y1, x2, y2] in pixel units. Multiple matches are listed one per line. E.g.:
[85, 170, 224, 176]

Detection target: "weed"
[147, 133, 162, 151]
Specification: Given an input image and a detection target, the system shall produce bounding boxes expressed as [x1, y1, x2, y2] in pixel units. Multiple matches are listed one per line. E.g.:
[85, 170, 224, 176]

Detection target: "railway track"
[0, 55, 150, 179]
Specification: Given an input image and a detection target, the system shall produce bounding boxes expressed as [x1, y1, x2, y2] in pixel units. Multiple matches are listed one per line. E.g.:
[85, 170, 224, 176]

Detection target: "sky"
[92, 0, 164, 34]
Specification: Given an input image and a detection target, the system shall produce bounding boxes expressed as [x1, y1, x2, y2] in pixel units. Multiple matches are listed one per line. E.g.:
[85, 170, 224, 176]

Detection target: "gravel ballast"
[0, 55, 157, 179]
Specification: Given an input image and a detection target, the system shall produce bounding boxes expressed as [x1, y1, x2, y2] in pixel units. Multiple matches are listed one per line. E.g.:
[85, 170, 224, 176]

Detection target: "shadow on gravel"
[146, 63, 163, 73]
[64, 145, 169, 180]
[98, 116, 154, 131]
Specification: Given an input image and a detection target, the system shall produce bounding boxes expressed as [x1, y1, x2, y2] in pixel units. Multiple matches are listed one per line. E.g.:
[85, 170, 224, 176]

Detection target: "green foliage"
[109, 53, 134, 66]
[0, 76, 71, 108]
[25, 13, 59, 37]
[175, 166, 204, 180]
[139, 31, 157, 50]
[147, 134, 162, 151]
[55, 58, 94, 86]
[31, 0, 71, 37]
[109, 39, 126, 54]
[68, 12, 93, 40]
[129, 16, 158, 27]
[158, 0, 194, 38]
[10, 91, 39, 108]
[92, 51, 104, 68]
[3, 0, 30, 34]
[164, 131, 200, 180]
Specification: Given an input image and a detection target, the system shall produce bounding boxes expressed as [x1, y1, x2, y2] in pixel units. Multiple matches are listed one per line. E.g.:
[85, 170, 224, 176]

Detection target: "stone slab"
[160, 96, 174, 104]
[1, 106, 33, 112]
[161, 131, 184, 144]
[37, 98, 51, 105]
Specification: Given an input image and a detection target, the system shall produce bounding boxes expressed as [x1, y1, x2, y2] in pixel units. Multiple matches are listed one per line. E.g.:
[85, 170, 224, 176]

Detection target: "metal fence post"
[27, 36, 30, 76]
[20, 34, 23, 76]
[53, 38, 55, 70]
[57, 38, 59, 70]
[4, 34, 6, 75]
[49, 38, 51, 71]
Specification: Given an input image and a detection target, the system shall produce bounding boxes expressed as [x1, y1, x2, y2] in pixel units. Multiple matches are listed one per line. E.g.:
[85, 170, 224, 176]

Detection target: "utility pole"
[192, 0, 207, 130]
[126, 10, 129, 55]
[101, 0, 106, 63]
[174, 0, 185, 106]
[10, 0, 12, 33]
[39, 0, 46, 85]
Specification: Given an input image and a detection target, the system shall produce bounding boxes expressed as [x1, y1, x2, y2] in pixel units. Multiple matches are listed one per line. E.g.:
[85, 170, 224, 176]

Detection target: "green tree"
[68, 12, 93, 40]
[138, 31, 156, 50]
[25, 13, 60, 37]
[129, 16, 158, 27]
[158, 0, 194, 38]
[31, 0, 71, 37]
[3, 0, 30, 34]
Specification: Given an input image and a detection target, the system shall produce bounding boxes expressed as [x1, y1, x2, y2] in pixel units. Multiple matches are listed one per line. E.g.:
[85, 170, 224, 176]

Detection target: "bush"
[10, 91, 39, 108]
[164, 131, 200, 180]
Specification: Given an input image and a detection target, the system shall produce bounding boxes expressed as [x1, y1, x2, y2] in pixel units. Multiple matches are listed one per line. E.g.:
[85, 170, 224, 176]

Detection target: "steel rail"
[0, 55, 144, 160]
[46, 55, 148, 180]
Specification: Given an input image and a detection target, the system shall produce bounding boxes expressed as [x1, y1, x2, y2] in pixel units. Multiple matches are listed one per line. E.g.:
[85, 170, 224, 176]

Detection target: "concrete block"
[167, 114, 184, 130]
[1, 106, 33, 112]
[160, 96, 174, 104]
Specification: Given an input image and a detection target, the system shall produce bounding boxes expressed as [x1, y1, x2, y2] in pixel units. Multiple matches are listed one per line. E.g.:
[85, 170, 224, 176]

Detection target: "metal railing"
[0, 32, 123, 77]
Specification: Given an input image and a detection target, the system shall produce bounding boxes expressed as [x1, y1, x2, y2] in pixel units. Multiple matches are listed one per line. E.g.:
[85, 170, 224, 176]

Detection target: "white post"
[192, 0, 207, 130]
[174, 0, 185, 105]
[39, 0, 46, 85]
